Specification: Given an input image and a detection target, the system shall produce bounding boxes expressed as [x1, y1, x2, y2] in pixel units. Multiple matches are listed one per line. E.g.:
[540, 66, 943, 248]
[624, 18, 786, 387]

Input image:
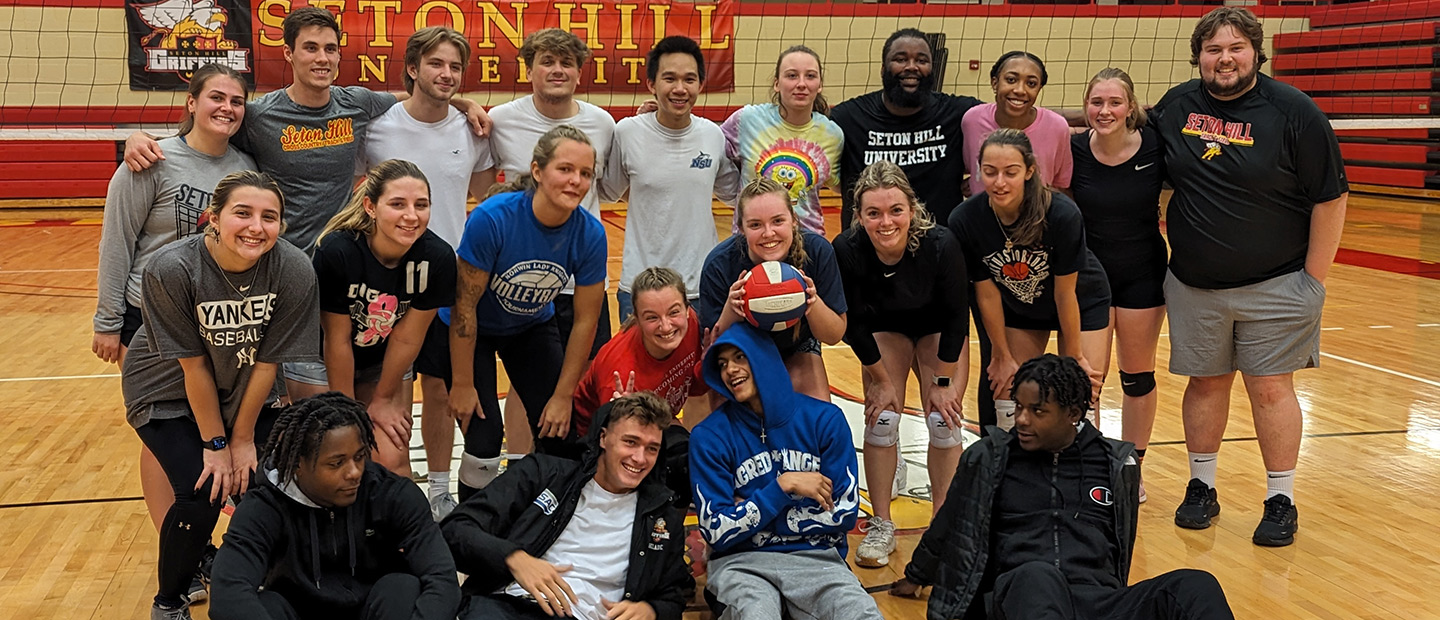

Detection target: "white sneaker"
[892, 457, 908, 498]
[430, 491, 458, 522]
[855, 516, 897, 567]
[1138, 478, 1148, 504]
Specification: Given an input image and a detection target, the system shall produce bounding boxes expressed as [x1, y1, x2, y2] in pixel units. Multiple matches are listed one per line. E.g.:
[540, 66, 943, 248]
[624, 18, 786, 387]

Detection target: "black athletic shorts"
[1004, 300, 1111, 332]
[120, 302, 144, 347]
[553, 292, 612, 360]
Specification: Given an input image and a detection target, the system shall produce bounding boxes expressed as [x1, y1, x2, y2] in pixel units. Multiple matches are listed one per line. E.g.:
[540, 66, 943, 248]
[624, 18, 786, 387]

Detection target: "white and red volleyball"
[742, 261, 808, 331]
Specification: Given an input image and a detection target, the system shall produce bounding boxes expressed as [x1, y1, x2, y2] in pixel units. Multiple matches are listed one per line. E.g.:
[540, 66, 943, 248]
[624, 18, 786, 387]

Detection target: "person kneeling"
[691, 323, 883, 620]
[211, 393, 461, 620]
[442, 392, 692, 620]
[893, 354, 1234, 620]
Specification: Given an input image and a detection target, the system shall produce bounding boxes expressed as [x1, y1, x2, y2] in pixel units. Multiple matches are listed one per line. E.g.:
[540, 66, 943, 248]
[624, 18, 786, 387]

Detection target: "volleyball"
[742, 261, 808, 332]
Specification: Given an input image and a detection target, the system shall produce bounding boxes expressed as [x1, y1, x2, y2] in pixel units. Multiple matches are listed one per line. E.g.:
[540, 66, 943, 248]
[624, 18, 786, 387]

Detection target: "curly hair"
[262, 392, 377, 487]
[1012, 354, 1091, 419]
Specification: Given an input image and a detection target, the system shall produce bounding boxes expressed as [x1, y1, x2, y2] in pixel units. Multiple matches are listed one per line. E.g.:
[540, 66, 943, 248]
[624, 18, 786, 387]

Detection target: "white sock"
[1188, 452, 1219, 489]
[1266, 469, 1295, 500]
[995, 400, 1016, 431]
[427, 471, 450, 500]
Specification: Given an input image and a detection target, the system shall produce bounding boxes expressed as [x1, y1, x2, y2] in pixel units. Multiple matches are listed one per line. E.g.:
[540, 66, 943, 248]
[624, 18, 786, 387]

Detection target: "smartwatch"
[203, 436, 228, 451]
[932, 376, 952, 389]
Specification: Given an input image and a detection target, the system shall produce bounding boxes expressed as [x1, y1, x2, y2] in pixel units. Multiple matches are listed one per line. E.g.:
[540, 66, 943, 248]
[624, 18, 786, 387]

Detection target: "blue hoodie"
[689, 323, 860, 561]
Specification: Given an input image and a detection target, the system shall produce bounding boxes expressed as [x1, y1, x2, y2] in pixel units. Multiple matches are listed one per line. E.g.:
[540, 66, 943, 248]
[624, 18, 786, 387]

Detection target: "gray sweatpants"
[707, 548, 883, 620]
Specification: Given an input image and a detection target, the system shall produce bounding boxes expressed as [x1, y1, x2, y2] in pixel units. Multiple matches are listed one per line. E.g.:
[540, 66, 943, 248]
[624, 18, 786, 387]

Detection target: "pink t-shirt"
[961, 103, 1074, 196]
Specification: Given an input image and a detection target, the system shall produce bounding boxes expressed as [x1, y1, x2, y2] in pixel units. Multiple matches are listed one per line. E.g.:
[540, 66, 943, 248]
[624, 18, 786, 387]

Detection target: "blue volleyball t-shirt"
[440, 190, 606, 336]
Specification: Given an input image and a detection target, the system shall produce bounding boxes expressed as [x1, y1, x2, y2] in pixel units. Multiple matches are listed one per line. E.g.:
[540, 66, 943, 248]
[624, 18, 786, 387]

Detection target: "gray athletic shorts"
[1164, 269, 1324, 377]
[282, 360, 414, 386]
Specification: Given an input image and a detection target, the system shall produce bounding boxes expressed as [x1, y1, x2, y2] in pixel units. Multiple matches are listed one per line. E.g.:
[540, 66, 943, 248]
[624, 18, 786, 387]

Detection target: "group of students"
[93, 4, 1348, 619]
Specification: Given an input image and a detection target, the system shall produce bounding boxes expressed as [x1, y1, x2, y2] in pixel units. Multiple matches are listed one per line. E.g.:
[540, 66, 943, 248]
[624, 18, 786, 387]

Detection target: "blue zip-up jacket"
[689, 323, 860, 560]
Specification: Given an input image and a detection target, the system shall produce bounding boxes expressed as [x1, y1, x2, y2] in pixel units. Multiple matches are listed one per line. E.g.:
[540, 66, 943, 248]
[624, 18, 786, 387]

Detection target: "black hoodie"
[440, 401, 693, 620]
[211, 461, 461, 620]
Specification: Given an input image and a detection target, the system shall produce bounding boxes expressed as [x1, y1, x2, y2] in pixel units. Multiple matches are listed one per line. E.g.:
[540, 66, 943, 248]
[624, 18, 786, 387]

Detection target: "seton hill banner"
[250, 0, 736, 92]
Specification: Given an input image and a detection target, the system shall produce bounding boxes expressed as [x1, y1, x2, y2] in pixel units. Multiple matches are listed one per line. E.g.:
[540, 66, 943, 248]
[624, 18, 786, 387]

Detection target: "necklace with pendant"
[207, 235, 261, 300]
[993, 209, 1016, 251]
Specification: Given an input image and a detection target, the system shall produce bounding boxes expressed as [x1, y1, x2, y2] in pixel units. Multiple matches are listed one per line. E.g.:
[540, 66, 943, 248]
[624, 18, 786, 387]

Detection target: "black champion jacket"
[904, 422, 1139, 620]
[211, 460, 461, 620]
[440, 402, 693, 620]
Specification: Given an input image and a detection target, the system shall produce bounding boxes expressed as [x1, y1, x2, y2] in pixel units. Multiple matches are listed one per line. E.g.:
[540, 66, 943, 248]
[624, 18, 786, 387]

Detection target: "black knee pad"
[1119, 371, 1156, 397]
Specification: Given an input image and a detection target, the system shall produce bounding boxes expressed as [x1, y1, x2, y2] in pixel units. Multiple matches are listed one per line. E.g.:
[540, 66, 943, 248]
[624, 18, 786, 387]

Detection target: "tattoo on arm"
[454, 260, 489, 340]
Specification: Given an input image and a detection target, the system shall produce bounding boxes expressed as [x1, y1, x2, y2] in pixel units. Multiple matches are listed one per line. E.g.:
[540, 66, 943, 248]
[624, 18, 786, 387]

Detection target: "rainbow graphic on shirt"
[757, 138, 828, 201]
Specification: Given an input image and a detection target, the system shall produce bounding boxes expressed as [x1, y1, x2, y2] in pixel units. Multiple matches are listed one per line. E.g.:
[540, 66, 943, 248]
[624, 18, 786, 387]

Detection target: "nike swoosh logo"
[1135, 162, 1155, 171]
[883, 272, 895, 278]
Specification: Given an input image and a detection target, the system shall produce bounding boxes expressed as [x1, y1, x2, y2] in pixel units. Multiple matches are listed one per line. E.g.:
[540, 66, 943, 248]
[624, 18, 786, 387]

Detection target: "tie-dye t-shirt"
[721, 104, 844, 235]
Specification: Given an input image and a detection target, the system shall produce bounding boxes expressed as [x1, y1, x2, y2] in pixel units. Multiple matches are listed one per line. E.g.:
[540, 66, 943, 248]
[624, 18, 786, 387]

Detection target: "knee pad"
[995, 400, 1016, 431]
[864, 410, 901, 447]
[927, 413, 964, 449]
[459, 453, 503, 489]
[1119, 371, 1157, 397]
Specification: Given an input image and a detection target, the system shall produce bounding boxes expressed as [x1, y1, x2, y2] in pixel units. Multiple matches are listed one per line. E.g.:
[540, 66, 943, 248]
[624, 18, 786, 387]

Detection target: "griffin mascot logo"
[134, 0, 249, 80]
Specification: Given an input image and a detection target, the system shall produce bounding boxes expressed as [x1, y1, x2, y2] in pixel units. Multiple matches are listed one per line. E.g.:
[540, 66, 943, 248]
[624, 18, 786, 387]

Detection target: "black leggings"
[991, 561, 1235, 620]
[259, 573, 420, 620]
[135, 406, 280, 607]
[970, 291, 997, 427]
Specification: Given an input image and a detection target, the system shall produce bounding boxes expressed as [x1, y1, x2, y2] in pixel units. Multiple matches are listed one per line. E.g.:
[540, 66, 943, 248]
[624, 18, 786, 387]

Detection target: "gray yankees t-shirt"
[234, 86, 396, 250]
[121, 234, 320, 429]
[94, 136, 255, 334]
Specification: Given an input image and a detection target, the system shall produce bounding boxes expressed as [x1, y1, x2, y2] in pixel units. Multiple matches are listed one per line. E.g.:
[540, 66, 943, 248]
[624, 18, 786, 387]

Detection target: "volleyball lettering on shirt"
[195, 293, 276, 364]
[863, 125, 949, 167]
[490, 259, 569, 315]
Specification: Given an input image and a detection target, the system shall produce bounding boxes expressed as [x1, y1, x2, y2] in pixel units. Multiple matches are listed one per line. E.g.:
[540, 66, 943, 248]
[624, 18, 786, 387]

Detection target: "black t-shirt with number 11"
[312, 229, 457, 372]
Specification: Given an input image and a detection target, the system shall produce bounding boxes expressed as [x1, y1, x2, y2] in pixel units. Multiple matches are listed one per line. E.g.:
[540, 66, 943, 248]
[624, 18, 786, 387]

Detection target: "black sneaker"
[1174, 478, 1221, 529]
[1253, 494, 1299, 547]
[188, 544, 216, 605]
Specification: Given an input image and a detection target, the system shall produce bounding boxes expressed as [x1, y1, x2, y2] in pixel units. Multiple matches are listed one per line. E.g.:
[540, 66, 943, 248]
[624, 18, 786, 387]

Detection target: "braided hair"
[262, 392, 378, 487]
[1012, 354, 1091, 420]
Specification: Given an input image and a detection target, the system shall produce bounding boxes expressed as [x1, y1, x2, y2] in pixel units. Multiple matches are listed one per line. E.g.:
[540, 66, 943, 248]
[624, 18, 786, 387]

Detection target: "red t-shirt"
[572, 308, 708, 436]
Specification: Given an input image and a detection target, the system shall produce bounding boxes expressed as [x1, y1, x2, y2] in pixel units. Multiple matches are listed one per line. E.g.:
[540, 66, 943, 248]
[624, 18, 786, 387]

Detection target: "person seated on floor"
[211, 392, 461, 620]
[892, 354, 1236, 620]
[441, 392, 692, 620]
[689, 323, 883, 620]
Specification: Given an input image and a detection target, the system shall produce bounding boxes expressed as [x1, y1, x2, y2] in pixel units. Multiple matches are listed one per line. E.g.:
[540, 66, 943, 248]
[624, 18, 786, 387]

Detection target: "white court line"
[1321, 353, 1440, 390]
[0, 373, 119, 383]
[0, 268, 97, 274]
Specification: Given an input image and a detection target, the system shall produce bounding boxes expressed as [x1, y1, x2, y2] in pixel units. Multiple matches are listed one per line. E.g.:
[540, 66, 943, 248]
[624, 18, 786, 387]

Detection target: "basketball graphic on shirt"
[491, 259, 569, 315]
[983, 247, 1050, 304]
[756, 138, 830, 200]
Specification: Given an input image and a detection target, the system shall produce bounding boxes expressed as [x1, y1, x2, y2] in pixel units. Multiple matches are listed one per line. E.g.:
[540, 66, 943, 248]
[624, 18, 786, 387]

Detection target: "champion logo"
[1090, 486, 1113, 506]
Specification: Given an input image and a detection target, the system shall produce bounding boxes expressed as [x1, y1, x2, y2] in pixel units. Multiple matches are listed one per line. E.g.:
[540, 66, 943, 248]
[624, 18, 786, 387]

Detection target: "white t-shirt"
[504, 480, 636, 620]
[357, 102, 495, 249]
[488, 95, 616, 293]
[603, 113, 739, 295]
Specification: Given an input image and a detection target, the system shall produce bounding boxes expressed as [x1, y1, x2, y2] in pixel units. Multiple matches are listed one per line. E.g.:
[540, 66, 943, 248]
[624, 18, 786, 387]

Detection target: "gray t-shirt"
[235, 86, 397, 250]
[603, 113, 739, 295]
[95, 137, 255, 333]
[121, 234, 320, 429]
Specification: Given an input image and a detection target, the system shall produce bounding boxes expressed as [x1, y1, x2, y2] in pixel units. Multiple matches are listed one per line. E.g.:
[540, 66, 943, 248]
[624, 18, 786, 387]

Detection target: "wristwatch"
[932, 376, 952, 388]
[202, 435, 228, 451]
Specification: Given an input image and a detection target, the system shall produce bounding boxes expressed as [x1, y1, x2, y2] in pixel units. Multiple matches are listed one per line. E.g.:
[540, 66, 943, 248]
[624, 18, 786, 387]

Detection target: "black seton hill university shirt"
[1152, 73, 1348, 290]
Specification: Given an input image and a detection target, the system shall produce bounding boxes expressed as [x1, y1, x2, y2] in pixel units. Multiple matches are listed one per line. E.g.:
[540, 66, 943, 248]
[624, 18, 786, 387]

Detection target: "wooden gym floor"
[1, 192, 1438, 619]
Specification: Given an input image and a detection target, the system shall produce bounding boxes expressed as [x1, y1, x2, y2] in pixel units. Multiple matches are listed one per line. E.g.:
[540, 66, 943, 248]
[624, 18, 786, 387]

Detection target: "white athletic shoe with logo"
[856, 516, 898, 567]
